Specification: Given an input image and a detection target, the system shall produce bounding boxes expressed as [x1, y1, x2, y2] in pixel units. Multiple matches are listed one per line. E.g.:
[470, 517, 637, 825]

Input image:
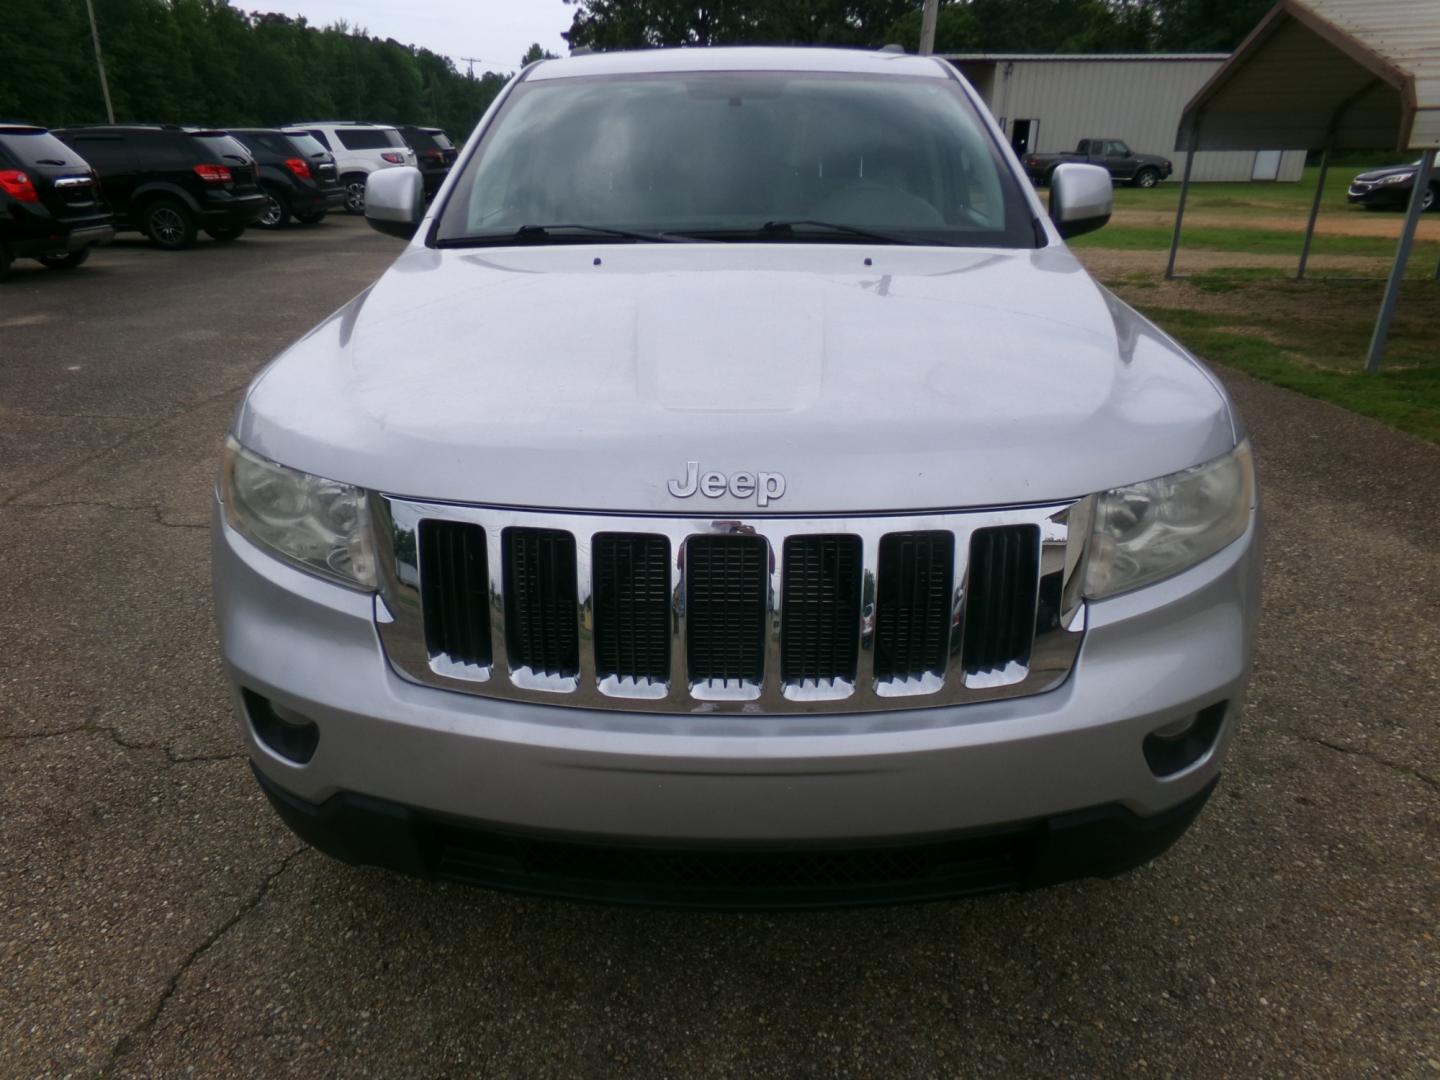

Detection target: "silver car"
[213, 47, 1260, 906]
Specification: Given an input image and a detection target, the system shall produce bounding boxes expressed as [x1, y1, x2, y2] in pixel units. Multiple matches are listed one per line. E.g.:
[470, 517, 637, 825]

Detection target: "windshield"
[435, 71, 1036, 247]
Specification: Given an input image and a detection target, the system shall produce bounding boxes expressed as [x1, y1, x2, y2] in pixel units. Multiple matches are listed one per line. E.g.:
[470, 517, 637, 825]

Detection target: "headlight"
[221, 436, 376, 589]
[1084, 441, 1254, 600]
[1380, 172, 1413, 186]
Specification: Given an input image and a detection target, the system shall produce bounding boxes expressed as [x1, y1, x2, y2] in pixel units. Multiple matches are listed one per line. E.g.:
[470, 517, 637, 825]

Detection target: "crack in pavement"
[1, 500, 209, 530]
[2, 409, 155, 421]
[1, 714, 245, 767]
[1288, 730, 1439, 793]
[97, 845, 310, 1078]
[0, 379, 250, 509]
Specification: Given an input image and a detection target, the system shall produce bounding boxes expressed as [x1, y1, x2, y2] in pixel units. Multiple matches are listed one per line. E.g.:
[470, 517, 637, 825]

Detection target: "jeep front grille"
[873, 531, 954, 687]
[592, 533, 671, 684]
[780, 535, 862, 687]
[502, 527, 580, 679]
[375, 499, 1088, 714]
[685, 535, 768, 692]
[963, 525, 1042, 679]
[418, 519, 491, 671]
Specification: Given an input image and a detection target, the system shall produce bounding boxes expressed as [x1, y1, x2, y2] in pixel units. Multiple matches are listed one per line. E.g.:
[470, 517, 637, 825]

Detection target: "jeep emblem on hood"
[667, 462, 786, 507]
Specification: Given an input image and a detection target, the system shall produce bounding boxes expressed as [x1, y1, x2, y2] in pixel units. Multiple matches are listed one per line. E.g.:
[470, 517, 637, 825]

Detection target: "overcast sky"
[251, 1, 575, 75]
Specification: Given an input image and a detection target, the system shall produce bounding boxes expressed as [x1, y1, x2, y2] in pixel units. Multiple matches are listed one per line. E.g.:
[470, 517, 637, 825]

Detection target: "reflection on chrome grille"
[963, 525, 1041, 676]
[419, 519, 491, 669]
[503, 527, 579, 678]
[874, 531, 954, 684]
[781, 535, 862, 686]
[593, 533, 670, 683]
[685, 535, 767, 688]
[373, 498, 1089, 715]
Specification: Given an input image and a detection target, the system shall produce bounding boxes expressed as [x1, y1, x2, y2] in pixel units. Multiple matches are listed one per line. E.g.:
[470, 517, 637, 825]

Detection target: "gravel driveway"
[1, 219, 1436, 1077]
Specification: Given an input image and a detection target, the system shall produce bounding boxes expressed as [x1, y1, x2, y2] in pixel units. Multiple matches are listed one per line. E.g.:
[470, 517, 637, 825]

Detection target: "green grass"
[1068, 168, 1440, 442]
[1110, 272, 1440, 443]
[1108, 163, 1417, 217]
[1070, 223, 1439, 261]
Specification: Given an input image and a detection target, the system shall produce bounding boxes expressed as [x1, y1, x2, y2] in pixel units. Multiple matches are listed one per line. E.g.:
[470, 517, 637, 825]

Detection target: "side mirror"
[365, 166, 425, 240]
[1048, 163, 1112, 240]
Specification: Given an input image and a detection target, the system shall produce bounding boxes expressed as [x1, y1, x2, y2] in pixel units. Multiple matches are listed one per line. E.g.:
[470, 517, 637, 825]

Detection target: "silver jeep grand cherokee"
[213, 47, 1260, 906]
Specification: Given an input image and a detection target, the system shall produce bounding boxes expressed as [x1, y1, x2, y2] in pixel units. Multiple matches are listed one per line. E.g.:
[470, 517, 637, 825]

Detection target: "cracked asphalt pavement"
[2, 218, 1437, 1077]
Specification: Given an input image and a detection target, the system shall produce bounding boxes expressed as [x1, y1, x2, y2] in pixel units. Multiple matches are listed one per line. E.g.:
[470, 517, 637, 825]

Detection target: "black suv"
[0, 124, 114, 279]
[398, 125, 458, 196]
[52, 126, 265, 249]
[226, 128, 345, 228]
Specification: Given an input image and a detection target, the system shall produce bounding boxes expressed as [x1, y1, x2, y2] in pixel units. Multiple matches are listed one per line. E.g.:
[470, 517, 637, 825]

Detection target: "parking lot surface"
[2, 218, 1437, 1077]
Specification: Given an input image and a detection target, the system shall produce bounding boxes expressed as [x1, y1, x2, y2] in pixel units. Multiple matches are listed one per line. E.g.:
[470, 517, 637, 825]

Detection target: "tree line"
[0, 0, 1274, 142]
[0, 0, 519, 140]
[563, 0, 1273, 54]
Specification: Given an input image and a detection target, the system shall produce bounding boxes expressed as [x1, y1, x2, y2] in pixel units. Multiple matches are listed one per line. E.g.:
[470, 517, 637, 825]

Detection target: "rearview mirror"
[365, 166, 425, 240]
[1048, 163, 1112, 240]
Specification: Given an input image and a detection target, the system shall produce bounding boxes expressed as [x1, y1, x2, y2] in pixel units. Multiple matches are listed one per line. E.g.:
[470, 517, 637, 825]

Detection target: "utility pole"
[84, 0, 116, 123]
[919, 0, 939, 55]
[459, 57, 483, 78]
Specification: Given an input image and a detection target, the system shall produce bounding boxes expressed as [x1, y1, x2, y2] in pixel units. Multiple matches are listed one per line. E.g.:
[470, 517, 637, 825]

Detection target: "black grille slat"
[419, 520, 491, 668]
[874, 532, 954, 683]
[685, 535, 767, 686]
[781, 535, 862, 685]
[963, 525, 1041, 675]
[503, 528, 579, 678]
[593, 534, 671, 683]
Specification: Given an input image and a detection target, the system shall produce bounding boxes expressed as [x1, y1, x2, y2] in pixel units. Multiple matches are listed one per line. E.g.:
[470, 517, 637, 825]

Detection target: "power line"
[455, 55, 517, 78]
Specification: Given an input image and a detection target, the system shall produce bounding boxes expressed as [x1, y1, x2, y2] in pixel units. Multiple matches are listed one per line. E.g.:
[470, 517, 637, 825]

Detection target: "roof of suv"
[527, 46, 952, 81]
[57, 125, 229, 136]
[288, 121, 399, 129]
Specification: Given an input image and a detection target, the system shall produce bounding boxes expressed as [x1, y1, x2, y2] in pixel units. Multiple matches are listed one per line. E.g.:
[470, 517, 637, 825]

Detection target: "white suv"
[221, 50, 1260, 907]
[288, 122, 416, 214]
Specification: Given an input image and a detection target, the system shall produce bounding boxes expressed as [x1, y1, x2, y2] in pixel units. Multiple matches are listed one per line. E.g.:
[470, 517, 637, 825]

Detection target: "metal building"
[945, 53, 1307, 182]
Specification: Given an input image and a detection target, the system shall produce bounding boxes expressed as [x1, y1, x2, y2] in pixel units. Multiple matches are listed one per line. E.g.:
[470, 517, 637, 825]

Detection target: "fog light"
[242, 689, 320, 764]
[1143, 702, 1226, 777]
[1151, 715, 1197, 739]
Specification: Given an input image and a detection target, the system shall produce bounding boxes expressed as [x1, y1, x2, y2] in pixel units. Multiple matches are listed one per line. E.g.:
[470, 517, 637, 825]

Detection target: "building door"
[1252, 150, 1282, 181]
[1010, 119, 1039, 157]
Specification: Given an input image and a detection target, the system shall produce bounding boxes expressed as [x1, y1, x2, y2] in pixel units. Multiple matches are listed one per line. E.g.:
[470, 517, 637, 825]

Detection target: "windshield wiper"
[757, 219, 923, 245]
[437, 223, 688, 247]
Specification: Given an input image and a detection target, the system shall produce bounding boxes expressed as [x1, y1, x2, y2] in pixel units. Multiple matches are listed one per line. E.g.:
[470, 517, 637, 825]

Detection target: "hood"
[237, 243, 1236, 515]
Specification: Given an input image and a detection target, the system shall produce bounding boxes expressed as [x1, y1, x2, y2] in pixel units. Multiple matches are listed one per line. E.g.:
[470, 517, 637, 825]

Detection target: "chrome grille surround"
[371, 496, 1091, 715]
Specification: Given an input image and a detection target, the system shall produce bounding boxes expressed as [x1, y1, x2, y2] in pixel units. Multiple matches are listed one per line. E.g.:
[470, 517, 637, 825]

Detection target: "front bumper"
[253, 760, 1219, 907]
[1347, 183, 1412, 207]
[213, 498, 1261, 904]
[214, 498, 1258, 873]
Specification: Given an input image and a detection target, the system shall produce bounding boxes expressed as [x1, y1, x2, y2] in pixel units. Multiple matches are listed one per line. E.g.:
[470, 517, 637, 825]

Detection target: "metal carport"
[1164, 0, 1440, 371]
